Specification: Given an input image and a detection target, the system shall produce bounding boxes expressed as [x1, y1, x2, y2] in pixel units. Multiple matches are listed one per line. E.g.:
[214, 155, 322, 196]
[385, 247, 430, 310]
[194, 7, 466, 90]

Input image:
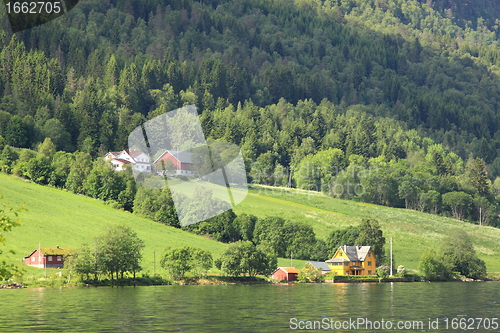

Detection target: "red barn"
[24, 246, 73, 268]
[153, 150, 194, 176]
[271, 267, 300, 281]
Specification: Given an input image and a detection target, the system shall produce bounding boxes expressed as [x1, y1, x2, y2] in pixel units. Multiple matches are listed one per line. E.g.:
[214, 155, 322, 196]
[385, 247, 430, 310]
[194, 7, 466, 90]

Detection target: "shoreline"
[4, 276, 496, 289]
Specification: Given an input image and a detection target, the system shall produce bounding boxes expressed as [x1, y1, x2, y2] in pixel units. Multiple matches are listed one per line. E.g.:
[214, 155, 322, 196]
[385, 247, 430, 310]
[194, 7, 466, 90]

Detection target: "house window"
[344, 262, 349, 266]
[48, 256, 53, 262]
[368, 270, 372, 275]
[368, 261, 372, 266]
[31, 256, 35, 262]
[57, 256, 62, 261]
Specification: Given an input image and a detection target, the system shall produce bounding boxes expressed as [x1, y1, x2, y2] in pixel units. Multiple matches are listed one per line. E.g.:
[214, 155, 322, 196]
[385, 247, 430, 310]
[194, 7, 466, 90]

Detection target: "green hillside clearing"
[2, 173, 500, 276]
[234, 186, 500, 272]
[0, 173, 306, 278]
[0, 173, 228, 275]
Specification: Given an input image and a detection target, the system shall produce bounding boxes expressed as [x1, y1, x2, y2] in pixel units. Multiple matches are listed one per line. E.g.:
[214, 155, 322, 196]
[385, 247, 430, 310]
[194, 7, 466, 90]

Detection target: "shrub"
[377, 266, 390, 279]
[298, 264, 324, 283]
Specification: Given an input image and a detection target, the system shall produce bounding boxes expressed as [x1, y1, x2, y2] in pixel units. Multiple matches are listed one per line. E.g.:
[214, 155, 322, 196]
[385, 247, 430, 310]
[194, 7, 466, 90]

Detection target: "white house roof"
[106, 150, 150, 164]
[124, 149, 146, 158]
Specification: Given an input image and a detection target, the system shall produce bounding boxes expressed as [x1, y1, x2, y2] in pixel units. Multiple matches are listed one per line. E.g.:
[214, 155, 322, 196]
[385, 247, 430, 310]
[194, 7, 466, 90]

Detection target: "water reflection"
[0, 282, 499, 332]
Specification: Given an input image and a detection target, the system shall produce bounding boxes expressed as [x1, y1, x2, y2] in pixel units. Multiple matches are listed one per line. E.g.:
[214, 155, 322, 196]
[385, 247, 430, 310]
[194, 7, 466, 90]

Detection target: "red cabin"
[24, 246, 73, 268]
[153, 150, 194, 176]
[271, 267, 300, 281]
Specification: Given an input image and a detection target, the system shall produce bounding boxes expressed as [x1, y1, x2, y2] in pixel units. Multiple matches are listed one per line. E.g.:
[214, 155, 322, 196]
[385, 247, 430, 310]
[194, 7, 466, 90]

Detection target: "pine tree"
[467, 158, 491, 197]
[4, 115, 28, 148]
[103, 55, 119, 88]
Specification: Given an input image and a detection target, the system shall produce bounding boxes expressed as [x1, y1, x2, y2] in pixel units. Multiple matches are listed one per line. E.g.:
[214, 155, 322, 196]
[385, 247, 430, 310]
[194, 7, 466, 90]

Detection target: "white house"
[105, 149, 152, 173]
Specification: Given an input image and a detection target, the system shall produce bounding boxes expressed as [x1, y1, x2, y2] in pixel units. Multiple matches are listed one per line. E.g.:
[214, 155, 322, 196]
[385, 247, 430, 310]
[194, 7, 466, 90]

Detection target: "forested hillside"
[1, 0, 500, 227]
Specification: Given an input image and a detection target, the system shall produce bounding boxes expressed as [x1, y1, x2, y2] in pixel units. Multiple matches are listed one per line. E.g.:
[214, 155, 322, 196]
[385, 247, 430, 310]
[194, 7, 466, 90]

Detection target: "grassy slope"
[3, 173, 500, 275]
[233, 186, 500, 273]
[0, 174, 306, 277]
[0, 173, 229, 275]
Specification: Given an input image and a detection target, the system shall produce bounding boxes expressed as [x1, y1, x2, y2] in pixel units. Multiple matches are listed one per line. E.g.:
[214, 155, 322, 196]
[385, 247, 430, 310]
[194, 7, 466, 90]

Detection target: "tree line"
[1, 100, 499, 228]
[0, 0, 500, 167]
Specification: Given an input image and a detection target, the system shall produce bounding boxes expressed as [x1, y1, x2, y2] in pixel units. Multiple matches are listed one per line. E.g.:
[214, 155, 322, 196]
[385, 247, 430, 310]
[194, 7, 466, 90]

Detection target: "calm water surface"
[1, 282, 500, 332]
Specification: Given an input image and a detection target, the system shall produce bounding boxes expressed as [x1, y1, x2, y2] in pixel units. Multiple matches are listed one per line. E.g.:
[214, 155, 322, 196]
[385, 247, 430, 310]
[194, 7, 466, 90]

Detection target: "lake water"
[1, 282, 500, 332]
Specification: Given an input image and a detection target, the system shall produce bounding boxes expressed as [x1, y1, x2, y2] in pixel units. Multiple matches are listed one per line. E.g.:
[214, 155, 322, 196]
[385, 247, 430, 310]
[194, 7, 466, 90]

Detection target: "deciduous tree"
[216, 241, 275, 277]
[0, 197, 24, 281]
[441, 230, 486, 279]
[160, 246, 213, 280]
[442, 191, 473, 221]
[356, 219, 386, 264]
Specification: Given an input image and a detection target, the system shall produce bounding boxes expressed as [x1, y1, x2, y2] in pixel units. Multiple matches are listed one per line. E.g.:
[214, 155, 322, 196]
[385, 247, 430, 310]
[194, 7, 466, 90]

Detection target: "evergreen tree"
[0, 146, 19, 173]
[4, 115, 28, 148]
[37, 137, 56, 158]
[467, 158, 491, 197]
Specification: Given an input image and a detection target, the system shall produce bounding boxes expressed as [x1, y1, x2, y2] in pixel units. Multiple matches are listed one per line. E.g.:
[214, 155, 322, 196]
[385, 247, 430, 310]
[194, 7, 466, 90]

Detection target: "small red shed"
[24, 246, 73, 268]
[271, 267, 300, 281]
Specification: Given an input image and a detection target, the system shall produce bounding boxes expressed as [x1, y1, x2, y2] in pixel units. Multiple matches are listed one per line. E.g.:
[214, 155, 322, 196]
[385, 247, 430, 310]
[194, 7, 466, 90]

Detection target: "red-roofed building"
[24, 246, 73, 268]
[271, 267, 300, 281]
[153, 150, 195, 176]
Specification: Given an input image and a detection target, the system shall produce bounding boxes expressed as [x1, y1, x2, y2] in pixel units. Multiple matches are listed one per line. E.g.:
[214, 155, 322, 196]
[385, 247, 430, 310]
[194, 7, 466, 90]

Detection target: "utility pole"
[290, 251, 293, 267]
[287, 166, 292, 188]
[154, 250, 156, 275]
[390, 237, 393, 277]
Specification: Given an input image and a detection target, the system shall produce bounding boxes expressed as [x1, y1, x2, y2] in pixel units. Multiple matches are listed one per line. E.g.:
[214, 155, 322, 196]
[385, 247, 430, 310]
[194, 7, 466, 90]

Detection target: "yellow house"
[325, 245, 376, 276]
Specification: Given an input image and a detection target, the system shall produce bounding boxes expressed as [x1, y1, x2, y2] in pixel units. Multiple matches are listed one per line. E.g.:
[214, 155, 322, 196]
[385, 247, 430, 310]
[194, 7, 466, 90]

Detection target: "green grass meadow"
[2, 173, 500, 279]
[0, 173, 227, 276]
[234, 185, 500, 272]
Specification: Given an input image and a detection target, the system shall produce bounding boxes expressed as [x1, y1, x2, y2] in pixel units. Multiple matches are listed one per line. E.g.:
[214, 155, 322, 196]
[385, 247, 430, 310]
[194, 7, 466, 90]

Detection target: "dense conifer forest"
[1, 0, 500, 231]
